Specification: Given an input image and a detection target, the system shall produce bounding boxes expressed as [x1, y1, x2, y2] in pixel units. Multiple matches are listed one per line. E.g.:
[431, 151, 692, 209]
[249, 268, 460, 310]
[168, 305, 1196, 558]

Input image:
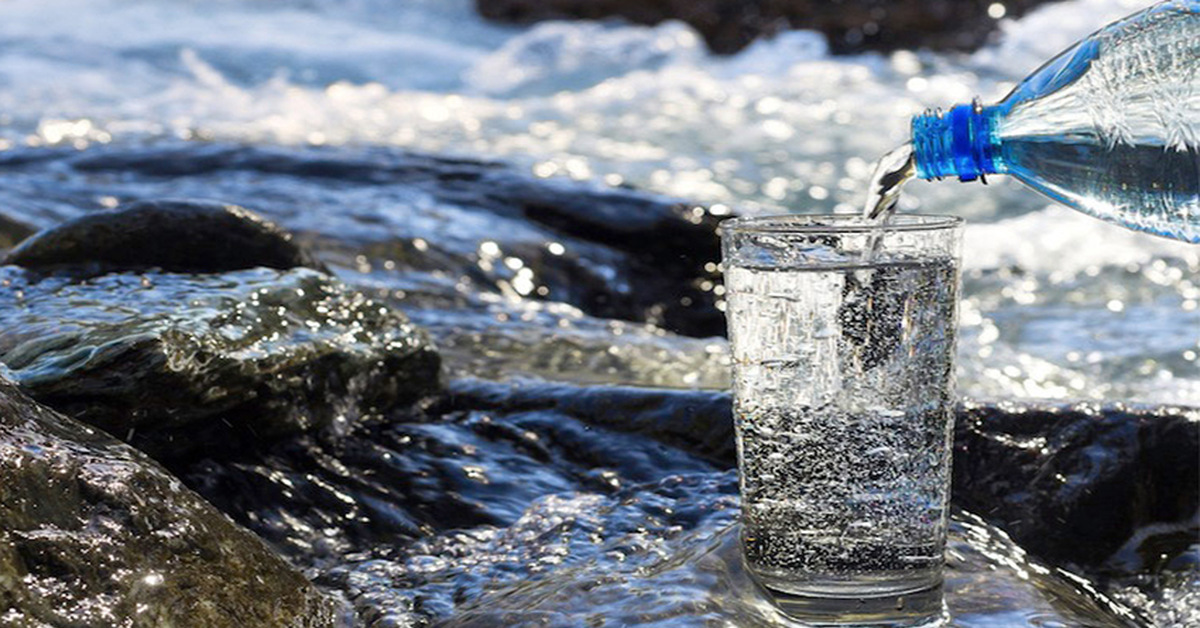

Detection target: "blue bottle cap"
[912, 102, 1002, 182]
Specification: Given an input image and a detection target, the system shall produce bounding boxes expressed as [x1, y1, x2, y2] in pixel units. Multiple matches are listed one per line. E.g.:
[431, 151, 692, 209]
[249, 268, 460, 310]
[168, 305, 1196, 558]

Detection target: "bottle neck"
[911, 103, 1005, 182]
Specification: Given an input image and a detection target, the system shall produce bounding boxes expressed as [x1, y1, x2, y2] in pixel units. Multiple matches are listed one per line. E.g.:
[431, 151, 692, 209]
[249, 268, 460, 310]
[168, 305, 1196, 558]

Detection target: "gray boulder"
[0, 376, 341, 627]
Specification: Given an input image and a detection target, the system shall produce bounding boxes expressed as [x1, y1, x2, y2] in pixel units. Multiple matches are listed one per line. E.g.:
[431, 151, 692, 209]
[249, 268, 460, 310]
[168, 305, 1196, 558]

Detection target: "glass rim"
[719, 213, 963, 235]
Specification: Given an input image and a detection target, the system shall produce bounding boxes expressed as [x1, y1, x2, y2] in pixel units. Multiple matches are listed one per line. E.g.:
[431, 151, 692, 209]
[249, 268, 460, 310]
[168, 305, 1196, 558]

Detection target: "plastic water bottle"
[910, 0, 1200, 243]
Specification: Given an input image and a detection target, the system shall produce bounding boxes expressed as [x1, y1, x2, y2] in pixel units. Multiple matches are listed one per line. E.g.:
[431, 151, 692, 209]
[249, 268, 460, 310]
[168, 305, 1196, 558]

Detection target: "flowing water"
[859, 143, 917, 267]
[862, 143, 917, 222]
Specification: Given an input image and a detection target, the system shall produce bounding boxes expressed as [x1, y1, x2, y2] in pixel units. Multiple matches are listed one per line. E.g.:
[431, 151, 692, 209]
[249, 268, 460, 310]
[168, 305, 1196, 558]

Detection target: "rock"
[952, 401, 1200, 571]
[174, 379, 1192, 625]
[472, 171, 726, 338]
[444, 383, 1198, 576]
[0, 143, 726, 338]
[474, 0, 1056, 55]
[182, 381, 719, 570]
[0, 213, 36, 251]
[0, 376, 341, 627]
[4, 199, 328, 274]
[0, 265, 440, 462]
[182, 378, 1198, 582]
[443, 378, 735, 463]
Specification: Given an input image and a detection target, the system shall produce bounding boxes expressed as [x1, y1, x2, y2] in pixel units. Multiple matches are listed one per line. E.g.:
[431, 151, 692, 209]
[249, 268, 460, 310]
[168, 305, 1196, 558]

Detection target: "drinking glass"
[720, 214, 963, 627]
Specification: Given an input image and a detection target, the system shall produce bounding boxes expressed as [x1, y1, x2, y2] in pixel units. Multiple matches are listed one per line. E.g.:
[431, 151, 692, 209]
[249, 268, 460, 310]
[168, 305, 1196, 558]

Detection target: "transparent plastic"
[912, 0, 1200, 242]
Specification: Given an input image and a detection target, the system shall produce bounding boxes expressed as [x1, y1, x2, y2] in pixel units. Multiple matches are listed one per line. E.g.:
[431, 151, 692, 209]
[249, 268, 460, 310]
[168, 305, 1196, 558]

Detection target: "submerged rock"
[4, 199, 328, 274]
[0, 265, 440, 461]
[475, 0, 1055, 55]
[351, 268, 732, 388]
[0, 376, 341, 627]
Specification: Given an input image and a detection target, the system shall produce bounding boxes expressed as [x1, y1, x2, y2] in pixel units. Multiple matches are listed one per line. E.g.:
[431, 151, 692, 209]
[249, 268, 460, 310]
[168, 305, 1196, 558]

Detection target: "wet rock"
[4, 199, 328, 274]
[0, 376, 341, 627]
[443, 384, 1197, 582]
[180, 376, 1197, 583]
[417, 299, 732, 388]
[444, 378, 735, 463]
[172, 377, 1191, 625]
[182, 382, 719, 571]
[475, 0, 1056, 55]
[0, 143, 726, 337]
[474, 172, 727, 338]
[0, 212, 36, 251]
[0, 265, 440, 462]
[952, 401, 1200, 571]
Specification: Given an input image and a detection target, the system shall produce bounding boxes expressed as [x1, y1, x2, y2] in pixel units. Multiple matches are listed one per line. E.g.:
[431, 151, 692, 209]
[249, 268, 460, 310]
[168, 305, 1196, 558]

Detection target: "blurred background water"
[0, 0, 1195, 403]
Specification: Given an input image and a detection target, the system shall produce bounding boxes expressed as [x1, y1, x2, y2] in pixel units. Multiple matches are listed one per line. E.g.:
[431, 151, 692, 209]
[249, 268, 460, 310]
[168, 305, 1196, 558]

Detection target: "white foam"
[465, 20, 703, 97]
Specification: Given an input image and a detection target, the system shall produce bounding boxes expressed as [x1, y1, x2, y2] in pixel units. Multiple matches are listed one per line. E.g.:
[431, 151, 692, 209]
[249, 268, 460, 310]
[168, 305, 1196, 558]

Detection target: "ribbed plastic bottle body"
[914, 0, 1200, 242]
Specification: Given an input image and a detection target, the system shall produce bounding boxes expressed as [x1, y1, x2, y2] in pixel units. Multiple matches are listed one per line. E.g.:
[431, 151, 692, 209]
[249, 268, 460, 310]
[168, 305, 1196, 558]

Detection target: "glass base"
[754, 573, 946, 627]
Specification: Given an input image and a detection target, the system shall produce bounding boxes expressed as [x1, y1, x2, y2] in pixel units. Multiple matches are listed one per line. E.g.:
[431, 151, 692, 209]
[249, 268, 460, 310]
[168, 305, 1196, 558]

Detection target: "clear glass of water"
[720, 214, 963, 627]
